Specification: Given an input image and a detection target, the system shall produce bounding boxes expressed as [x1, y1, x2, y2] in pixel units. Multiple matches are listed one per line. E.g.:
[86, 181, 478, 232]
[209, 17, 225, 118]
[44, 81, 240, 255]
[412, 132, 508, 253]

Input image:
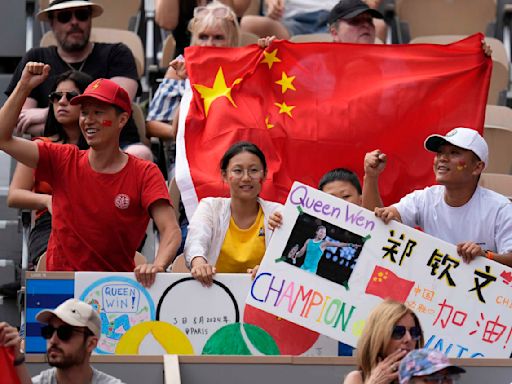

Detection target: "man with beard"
[0, 299, 124, 383]
[5, 0, 139, 140]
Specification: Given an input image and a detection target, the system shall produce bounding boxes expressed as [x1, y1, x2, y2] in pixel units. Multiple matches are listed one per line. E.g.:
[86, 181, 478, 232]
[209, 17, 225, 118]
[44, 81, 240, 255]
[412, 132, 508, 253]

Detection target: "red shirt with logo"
[36, 141, 171, 272]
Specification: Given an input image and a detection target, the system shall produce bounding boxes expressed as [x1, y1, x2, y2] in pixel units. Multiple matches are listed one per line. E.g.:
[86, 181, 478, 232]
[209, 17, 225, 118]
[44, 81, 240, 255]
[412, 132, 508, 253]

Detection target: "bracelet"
[13, 354, 25, 366]
[485, 250, 495, 260]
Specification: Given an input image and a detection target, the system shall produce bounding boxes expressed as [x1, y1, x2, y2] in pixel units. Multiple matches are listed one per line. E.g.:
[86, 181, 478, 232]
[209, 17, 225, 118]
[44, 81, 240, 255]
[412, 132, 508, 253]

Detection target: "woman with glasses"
[344, 299, 424, 384]
[7, 70, 91, 269]
[147, 1, 241, 142]
[154, 0, 250, 57]
[184, 141, 282, 286]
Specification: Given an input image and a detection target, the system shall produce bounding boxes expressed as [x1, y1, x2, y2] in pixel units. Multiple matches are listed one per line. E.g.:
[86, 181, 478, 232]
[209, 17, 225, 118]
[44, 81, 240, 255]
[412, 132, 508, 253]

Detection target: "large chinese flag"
[176, 34, 491, 217]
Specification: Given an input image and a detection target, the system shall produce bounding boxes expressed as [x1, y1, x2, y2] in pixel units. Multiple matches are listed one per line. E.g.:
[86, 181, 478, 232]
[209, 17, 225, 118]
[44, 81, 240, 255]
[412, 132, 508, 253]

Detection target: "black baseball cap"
[328, 0, 383, 25]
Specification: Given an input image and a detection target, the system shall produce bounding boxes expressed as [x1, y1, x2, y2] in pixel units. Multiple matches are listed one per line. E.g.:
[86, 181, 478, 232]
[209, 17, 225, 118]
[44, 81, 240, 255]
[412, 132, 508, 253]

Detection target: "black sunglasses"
[41, 324, 89, 341]
[391, 325, 422, 340]
[48, 91, 80, 103]
[53, 8, 91, 23]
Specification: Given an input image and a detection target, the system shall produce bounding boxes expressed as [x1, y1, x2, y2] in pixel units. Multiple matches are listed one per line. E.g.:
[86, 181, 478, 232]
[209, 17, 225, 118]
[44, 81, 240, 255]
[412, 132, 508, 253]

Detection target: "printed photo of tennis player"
[282, 212, 364, 286]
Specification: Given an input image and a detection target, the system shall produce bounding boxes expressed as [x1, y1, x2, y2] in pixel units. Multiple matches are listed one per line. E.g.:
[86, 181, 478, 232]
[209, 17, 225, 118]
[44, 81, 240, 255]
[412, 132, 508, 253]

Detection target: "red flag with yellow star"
[365, 266, 415, 303]
[176, 34, 491, 217]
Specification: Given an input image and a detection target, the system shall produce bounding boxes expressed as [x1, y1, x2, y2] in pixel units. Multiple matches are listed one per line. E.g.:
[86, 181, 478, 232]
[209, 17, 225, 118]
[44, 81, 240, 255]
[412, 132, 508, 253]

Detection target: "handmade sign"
[74, 273, 338, 356]
[246, 182, 512, 358]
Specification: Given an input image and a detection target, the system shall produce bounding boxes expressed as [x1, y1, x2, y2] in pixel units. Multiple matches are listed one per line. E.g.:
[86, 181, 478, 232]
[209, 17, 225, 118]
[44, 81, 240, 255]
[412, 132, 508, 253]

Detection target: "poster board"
[246, 182, 512, 358]
[74, 273, 338, 356]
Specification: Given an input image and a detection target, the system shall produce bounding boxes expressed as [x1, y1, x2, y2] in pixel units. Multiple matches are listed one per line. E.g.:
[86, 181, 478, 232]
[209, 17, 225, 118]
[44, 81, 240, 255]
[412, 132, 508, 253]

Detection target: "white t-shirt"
[284, 0, 338, 19]
[394, 185, 512, 253]
[32, 367, 125, 384]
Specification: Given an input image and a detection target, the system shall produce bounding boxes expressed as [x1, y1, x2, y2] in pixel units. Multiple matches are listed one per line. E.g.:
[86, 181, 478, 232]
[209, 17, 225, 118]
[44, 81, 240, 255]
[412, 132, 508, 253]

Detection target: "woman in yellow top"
[184, 141, 282, 286]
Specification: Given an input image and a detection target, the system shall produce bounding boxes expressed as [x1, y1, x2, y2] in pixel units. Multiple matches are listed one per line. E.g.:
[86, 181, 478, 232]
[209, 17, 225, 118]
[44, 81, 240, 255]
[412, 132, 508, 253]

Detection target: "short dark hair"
[318, 168, 362, 194]
[220, 141, 267, 172]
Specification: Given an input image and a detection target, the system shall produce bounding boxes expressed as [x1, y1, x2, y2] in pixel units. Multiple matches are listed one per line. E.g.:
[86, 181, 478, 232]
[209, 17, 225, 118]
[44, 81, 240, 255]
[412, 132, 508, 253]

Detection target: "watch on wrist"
[13, 353, 25, 366]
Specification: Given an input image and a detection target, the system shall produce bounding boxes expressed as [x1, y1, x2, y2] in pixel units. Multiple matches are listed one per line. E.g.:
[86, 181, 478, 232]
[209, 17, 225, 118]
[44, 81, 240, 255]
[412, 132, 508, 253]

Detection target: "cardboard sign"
[74, 272, 337, 356]
[246, 182, 512, 358]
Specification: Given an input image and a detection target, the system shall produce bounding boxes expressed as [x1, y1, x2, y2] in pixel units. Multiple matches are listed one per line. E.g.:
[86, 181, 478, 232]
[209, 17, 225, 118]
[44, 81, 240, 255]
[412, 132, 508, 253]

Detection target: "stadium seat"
[160, 34, 177, 68]
[484, 105, 512, 174]
[410, 35, 509, 105]
[40, 27, 145, 78]
[395, 0, 496, 42]
[479, 173, 512, 199]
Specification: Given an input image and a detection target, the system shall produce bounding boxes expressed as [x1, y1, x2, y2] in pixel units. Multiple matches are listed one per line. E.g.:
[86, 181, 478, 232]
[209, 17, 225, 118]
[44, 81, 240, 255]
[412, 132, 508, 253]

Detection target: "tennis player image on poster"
[282, 212, 364, 286]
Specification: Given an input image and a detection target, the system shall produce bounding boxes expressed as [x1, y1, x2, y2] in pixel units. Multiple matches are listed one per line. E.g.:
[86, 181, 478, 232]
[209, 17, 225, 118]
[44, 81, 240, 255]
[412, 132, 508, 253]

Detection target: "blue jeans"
[282, 10, 330, 36]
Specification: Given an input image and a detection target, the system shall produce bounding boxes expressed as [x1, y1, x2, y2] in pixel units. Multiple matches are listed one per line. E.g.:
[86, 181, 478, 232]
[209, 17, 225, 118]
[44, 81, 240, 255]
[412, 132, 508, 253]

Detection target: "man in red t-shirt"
[0, 62, 181, 287]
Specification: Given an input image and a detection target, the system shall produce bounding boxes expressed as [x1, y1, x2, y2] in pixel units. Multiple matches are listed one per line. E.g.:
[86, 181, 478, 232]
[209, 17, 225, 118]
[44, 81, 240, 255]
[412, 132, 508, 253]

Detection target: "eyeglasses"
[414, 373, 461, 384]
[229, 168, 264, 179]
[48, 91, 80, 103]
[193, 6, 233, 20]
[41, 324, 90, 341]
[52, 8, 91, 23]
[391, 325, 422, 340]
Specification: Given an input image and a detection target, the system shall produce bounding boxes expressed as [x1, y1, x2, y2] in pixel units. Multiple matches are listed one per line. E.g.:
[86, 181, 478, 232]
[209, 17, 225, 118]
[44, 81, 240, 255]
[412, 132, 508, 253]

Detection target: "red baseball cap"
[70, 78, 132, 115]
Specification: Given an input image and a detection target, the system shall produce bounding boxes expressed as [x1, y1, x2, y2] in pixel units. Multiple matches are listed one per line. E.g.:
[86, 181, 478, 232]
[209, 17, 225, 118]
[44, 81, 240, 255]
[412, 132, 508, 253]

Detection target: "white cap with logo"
[424, 127, 489, 166]
[36, 298, 101, 338]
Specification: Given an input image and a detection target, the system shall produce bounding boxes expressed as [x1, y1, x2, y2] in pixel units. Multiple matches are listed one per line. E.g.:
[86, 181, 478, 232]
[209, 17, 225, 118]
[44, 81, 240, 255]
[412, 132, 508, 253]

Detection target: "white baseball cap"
[424, 127, 488, 165]
[36, 298, 101, 338]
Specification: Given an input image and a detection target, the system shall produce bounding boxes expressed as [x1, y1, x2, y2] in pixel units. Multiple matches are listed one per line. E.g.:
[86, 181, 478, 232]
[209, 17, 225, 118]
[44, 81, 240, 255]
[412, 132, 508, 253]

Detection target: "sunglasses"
[193, 6, 233, 20]
[48, 91, 80, 103]
[41, 324, 90, 341]
[52, 8, 91, 23]
[391, 325, 422, 340]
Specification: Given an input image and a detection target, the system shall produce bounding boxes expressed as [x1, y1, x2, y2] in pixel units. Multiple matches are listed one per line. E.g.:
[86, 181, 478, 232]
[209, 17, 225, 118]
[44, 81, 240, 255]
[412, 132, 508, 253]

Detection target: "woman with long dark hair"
[7, 70, 91, 268]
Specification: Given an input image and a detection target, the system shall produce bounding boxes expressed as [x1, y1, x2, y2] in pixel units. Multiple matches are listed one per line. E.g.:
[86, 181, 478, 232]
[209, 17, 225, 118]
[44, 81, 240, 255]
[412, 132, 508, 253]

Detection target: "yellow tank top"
[216, 206, 266, 273]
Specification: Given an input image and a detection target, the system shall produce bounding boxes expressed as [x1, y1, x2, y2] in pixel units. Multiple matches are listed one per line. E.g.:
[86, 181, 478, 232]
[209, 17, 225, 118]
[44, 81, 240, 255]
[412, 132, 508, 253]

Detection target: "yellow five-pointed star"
[265, 116, 274, 129]
[193, 67, 240, 116]
[275, 72, 296, 94]
[274, 101, 295, 118]
[261, 49, 282, 69]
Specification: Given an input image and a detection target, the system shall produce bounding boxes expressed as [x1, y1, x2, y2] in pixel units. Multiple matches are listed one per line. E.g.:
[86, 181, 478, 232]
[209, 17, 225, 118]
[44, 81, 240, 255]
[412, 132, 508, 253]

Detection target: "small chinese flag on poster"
[0, 347, 21, 384]
[365, 266, 414, 303]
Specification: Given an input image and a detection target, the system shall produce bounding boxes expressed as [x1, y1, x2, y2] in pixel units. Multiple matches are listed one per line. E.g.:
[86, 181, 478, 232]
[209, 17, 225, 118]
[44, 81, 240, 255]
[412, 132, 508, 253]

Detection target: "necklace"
[65, 59, 86, 72]
[62, 43, 94, 72]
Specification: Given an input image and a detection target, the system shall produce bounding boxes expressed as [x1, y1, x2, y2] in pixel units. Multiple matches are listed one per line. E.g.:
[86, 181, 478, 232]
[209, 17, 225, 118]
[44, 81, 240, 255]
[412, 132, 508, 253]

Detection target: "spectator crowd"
[0, 0, 510, 382]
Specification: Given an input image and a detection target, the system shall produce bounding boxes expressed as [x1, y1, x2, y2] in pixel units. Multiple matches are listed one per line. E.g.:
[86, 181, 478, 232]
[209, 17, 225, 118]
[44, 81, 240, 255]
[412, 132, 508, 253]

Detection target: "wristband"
[485, 250, 495, 260]
[13, 354, 25, 366]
